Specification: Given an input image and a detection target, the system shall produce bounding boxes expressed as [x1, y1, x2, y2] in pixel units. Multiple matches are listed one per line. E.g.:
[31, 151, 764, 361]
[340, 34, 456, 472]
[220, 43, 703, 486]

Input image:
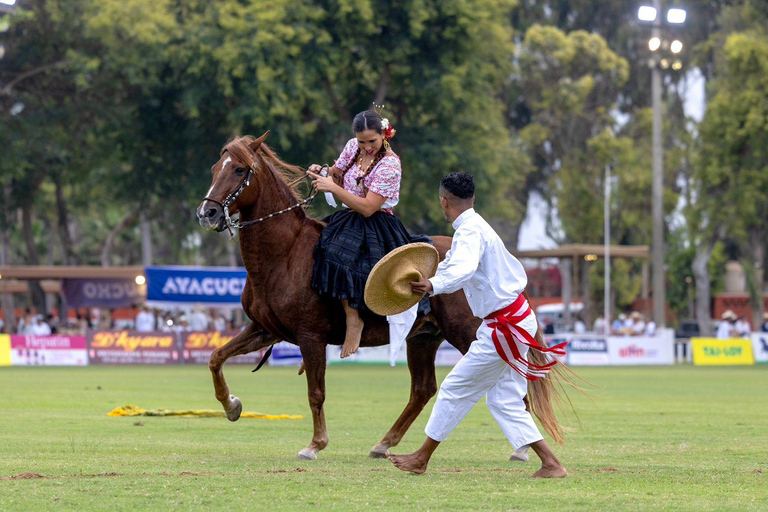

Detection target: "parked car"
[675, 320, 701, 340]
[535, 302, 584, 333]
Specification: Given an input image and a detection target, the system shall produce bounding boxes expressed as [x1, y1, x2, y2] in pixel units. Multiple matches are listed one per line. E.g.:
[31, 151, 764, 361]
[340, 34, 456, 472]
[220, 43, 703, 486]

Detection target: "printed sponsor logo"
[160, 277, 246, 297]
[184, 331, 237, 350]
[82, 281, 139, 301]
[702, 345, 742, 357]
[90, 331, 175, 352]
[570, 339, 607, 352]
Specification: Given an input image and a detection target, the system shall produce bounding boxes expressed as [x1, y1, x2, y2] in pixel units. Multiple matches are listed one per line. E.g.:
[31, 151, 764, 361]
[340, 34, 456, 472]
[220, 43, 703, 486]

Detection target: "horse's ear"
[249, 131, 270, 152]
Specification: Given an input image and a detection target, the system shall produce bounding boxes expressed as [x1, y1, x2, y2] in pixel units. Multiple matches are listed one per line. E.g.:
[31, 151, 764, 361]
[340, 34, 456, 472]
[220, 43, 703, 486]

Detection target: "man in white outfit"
[387, 173, 567, 478]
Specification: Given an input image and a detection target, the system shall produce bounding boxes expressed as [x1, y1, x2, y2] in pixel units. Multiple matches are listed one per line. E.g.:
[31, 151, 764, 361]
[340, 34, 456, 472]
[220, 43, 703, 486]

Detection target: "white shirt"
[212, 316, 227, 332]
[632, 320, 646, 335]
[429, 209, 527, 319]
[188, 311, 210, 331]
[574, 320, 586, 334]
[135, 311, 155, 332]
[734, 319, 751, 337]
[716, 321, 733, 339]
[644, 320, 657, 336]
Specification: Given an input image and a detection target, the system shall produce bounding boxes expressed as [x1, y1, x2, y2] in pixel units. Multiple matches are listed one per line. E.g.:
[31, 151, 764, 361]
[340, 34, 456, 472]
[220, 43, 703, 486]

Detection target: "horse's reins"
[203, 151, 328, 239]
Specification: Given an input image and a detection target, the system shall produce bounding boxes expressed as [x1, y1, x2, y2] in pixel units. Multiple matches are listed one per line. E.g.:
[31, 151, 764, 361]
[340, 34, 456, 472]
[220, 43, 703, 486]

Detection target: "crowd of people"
[715, 310, 766, 339]
[134, 304, 232, 333]
[540, 311, 657, 336]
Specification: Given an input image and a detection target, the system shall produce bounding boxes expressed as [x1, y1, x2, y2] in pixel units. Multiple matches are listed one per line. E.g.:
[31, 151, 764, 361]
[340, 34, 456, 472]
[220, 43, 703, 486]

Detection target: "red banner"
[87, 330, 181, 365]
[181, 330, 263, 365]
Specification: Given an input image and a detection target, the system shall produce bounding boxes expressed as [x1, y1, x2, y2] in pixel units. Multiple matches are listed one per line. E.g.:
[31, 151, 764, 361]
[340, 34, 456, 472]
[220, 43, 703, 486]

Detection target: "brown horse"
[196, 132, 567, 460]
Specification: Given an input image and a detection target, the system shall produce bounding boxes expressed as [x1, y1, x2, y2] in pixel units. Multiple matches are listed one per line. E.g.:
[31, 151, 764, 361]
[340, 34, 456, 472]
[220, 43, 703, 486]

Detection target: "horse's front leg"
[209, 322, 278, 421]
[369, 335, 442, 458]
[297, 339, 329, 460]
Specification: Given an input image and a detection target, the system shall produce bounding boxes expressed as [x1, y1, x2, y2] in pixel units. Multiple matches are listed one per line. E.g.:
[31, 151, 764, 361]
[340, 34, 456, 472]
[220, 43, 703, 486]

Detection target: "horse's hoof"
[369, 450, 388, 459]
[297, 449, 318, 460]
[226, 396, 242, 422]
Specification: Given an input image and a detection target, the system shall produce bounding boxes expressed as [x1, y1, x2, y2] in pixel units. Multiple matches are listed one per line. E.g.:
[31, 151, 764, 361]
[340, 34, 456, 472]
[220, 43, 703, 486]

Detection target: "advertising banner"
[565, 336, 609, 366]
[435, 341, 464, 367]
[270, 341, 303, 366]
[10, 334, 87, 366]
[181, 330, 262, 365]
[0, 334, 10, 366]
[606, 334, 675, 365]
[145, 266, 247, 306]
[750, 333, 768, 364]
[62, 278, 143, 309]
[87, 330, 181, 365]
[691, 338, 755, 366]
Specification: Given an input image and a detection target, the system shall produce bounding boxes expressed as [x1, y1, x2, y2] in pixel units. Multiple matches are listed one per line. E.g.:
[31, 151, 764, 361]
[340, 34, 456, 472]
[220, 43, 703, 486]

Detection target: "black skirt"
[312, 209, 413, 310]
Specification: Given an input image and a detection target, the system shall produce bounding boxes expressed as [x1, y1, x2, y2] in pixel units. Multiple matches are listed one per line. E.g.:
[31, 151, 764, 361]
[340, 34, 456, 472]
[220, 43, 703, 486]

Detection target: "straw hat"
[364, 243, 440, 316]
[721, 310, 735, 320]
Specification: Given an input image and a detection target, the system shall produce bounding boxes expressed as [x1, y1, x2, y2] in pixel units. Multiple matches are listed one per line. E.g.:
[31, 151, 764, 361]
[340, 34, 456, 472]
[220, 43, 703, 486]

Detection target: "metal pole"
[604, 163, 611, 335]
[651, 0, 666, 328]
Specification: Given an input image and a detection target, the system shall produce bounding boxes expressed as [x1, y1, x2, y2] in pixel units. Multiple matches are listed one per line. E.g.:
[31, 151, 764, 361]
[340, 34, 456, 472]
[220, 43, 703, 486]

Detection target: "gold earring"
[383, 139, 391, 151]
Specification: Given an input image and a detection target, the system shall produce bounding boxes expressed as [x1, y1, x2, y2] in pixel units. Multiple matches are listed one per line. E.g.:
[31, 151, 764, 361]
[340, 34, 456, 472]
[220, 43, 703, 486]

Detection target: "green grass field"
[1, 364, 766, 511]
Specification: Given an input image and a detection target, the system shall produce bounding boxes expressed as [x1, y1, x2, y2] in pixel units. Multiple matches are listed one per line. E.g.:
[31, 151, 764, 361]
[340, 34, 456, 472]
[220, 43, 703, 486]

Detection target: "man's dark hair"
[440, 173, 475, 200]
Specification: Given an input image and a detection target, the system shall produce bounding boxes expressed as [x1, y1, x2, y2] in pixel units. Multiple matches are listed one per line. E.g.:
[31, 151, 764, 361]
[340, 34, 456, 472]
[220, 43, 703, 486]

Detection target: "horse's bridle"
[203, 151, 324, 237]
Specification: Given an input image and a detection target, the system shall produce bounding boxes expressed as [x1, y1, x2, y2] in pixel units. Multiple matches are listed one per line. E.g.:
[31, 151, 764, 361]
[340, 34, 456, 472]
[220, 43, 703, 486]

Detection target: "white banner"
[607, 329, 674, 365]
[750, 333, 768, 364]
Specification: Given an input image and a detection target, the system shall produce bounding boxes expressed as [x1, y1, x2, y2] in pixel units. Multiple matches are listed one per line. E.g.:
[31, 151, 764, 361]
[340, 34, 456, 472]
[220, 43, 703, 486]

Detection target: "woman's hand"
[410, 272, 434, 296]
[307, 170, 338, 194]
[307, 164, 323, 173]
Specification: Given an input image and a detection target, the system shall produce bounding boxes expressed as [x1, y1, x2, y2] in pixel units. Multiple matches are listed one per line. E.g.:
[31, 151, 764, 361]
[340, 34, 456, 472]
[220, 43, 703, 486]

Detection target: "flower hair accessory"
[373, 102, 397, 141]
[381, 118, 396, 141]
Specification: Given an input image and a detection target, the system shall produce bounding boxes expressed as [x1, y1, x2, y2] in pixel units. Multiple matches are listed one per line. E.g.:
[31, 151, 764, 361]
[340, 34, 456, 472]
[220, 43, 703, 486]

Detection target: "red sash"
[484, 294, 567, 381]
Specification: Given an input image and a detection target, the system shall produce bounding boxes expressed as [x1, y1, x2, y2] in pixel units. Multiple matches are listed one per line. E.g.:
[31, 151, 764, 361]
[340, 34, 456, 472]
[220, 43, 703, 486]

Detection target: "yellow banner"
[0, 334, 10, 366]
[692, 338, 755, 366]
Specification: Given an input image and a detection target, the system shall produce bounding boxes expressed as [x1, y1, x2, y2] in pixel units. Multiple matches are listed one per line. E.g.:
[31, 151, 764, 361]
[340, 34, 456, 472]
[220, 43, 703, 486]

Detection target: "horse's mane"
[222, 136, 306, 200]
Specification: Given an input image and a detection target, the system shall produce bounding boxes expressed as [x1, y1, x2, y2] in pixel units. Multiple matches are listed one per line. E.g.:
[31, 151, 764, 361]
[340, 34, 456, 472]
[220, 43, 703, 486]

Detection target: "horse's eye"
[234, 167, 246, 175]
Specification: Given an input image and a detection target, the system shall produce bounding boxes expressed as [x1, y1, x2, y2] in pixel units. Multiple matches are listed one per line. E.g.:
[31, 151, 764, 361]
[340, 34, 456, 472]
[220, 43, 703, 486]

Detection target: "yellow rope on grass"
[107, 405, 302, 420]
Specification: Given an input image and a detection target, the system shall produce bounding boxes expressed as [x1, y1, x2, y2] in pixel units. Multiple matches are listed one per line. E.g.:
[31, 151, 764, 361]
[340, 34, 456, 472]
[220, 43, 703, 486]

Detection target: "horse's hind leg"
[369, 335, 442, 458]
[297, 340, 329, 460]
[209, 322, 277, 421]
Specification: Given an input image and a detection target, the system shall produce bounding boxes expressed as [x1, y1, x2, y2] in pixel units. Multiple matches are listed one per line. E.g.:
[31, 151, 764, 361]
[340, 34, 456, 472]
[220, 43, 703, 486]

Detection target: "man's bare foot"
[531, 463, 568, 478]
[340, 316, 364, 358]
[387, 452, 429, 475]
[297, 360, 305, 375]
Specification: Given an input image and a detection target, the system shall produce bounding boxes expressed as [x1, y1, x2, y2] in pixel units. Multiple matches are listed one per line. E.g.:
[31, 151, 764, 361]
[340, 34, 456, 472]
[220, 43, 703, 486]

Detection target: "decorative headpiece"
[373, 103, 397, 141]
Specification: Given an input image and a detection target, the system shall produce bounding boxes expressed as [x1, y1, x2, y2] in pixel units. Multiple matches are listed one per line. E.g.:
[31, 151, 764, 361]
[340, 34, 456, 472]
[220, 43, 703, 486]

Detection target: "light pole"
[604, 162, 612, 334]
[638, 1, 686, 328]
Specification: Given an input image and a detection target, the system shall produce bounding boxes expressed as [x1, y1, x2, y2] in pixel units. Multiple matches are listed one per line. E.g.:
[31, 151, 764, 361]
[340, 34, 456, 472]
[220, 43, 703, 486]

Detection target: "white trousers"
[424, 313, 543, 450]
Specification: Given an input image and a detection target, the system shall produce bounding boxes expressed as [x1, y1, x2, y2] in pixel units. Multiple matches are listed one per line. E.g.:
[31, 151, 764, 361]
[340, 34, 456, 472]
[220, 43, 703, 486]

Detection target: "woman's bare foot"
[531, 463, 568, 478]
[340, 315, 363, 358]
[387, 451, 430, 474]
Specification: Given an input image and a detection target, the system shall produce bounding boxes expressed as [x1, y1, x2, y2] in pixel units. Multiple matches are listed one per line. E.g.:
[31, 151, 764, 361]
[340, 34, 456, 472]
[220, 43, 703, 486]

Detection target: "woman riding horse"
[307, 109, 410, 358]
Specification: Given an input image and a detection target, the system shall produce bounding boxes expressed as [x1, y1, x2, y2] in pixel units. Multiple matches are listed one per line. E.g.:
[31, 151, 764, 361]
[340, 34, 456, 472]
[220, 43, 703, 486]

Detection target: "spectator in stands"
[716, 310, 737, 339]
[542, 317, 555, 335]
[188, 304, 209, 331]
[573, 315, 586, 334]
[135, 304, 155, 332]
[210, 309, 227, 332]
[611, 314, 625, 335]
[762, 312, 768, 333]
[31, 315, 52, 335]
[173, 315, 189, 332]
[630, 312, 645, 336]
[734, 315, 751, 338]
[17, 308, 32, 334]
[644, 318, 657, 337]
[0, 316, 4, 333]
[592, 314, 607, 335]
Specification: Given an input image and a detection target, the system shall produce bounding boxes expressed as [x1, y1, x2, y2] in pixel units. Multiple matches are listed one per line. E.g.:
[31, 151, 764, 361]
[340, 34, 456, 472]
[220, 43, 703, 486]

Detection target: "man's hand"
[410, 273, 433, 296]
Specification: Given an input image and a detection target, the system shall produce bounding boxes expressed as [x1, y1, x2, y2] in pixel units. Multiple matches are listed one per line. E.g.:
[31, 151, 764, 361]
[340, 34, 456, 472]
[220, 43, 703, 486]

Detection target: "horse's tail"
[523, 291, 589, 445]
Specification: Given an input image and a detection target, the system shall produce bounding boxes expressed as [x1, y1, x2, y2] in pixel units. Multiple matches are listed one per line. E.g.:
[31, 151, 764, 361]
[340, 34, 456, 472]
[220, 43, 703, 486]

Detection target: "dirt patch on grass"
[5, 472, 46, 480]
[737, 469, 764, 474]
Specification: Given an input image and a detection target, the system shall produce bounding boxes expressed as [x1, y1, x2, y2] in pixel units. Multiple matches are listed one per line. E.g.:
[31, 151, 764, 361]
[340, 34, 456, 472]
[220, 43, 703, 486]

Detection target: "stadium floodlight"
[667, 8, 687, 24]
[660, 58, 670, 69]
[670, 40, 683, 53]
[638, 5, 657, 21]
[135, 275, 146, 285]
[649, 37, 662, 51]
[0, 0, 17, 6]
[672, 60, 683, 70]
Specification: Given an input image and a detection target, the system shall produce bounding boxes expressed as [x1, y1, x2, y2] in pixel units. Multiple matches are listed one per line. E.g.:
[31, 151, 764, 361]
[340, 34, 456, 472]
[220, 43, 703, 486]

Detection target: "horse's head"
[197, 131, 270, 231]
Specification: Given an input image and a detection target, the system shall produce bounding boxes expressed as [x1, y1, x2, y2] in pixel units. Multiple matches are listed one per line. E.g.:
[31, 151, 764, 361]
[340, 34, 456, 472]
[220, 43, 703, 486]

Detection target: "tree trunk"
[141, 212, 153, 266]
[53, 173, 80, 265]
[581, 259, 593, 326]
[101, 210, 140, 267]
[692, 239, 713, 336]
[1, 182, 14, 331]
[21, 203, 47, 316]
[559, 257, 573, 330]
[748, 229, 765, 329]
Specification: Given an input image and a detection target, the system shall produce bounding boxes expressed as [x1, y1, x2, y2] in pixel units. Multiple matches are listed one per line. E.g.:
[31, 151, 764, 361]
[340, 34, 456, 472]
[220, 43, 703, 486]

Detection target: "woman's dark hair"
[440, 173, 475, 199]
[340, 110, 388, 185]
[352, 110, 383, 134]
